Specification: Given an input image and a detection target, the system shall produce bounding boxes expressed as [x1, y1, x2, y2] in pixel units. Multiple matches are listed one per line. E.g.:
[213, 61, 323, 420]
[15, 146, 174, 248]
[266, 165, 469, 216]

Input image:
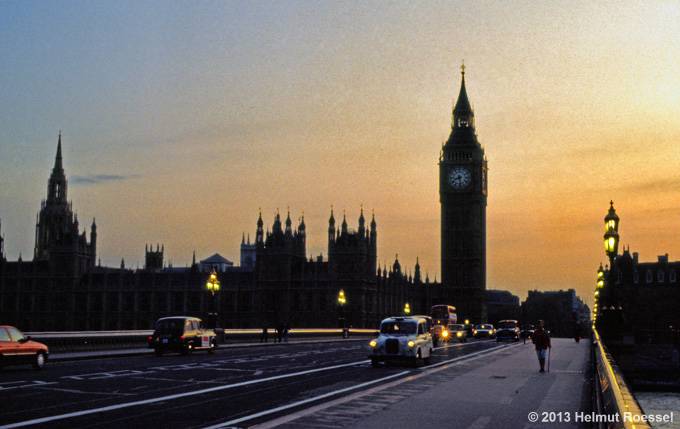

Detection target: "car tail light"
[180, 335, 185, 341]
[147, 336, 153, 342]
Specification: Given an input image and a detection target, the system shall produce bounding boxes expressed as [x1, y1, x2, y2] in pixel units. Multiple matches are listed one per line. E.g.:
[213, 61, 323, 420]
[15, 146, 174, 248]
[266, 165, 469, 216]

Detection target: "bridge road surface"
[255, 338, 591, 429]
[0, 338, 509, 428]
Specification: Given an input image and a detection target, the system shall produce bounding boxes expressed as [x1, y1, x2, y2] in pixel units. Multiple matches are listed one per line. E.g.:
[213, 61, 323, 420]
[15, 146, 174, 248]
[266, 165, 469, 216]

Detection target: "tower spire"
[452, 62, 473, 127]
[54, 131, 63, 173]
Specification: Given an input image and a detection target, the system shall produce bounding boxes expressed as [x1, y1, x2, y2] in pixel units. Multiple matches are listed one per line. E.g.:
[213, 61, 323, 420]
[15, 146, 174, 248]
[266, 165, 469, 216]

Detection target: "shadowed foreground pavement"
[263, 338, 591, 429]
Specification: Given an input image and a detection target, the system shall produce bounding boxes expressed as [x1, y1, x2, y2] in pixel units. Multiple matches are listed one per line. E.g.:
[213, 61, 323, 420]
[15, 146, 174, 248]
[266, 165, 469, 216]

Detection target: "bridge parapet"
[26, 328, 378, 353]
[593, 328, 651, 429]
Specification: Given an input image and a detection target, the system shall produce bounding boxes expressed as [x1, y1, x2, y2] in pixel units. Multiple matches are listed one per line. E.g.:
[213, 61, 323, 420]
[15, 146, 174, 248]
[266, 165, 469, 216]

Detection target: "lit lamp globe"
[206, 270, 220, 295]
[337, 289, 347, 306]
[604, 228, 619, 260]
[604, 200, 620, 233]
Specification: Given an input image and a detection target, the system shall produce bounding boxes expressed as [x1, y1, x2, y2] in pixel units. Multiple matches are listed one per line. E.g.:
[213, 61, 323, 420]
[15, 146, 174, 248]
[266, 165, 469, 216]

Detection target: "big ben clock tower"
[439, 64, 487, 322]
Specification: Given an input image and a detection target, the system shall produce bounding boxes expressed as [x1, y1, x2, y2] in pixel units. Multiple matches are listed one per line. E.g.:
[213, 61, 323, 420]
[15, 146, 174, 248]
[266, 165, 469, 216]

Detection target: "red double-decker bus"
[430, 305, 457, 346]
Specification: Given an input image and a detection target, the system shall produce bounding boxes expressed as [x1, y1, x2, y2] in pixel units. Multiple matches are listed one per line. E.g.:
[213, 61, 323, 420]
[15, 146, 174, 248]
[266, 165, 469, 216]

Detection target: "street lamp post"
[338, 289, 348, 338]
[601, 201, 620, 339]
[205, 269, 221, 329]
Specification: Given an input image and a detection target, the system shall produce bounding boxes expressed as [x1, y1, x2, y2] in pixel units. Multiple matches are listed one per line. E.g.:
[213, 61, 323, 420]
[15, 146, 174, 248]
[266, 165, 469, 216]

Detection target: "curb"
[50, 336, 373, 362]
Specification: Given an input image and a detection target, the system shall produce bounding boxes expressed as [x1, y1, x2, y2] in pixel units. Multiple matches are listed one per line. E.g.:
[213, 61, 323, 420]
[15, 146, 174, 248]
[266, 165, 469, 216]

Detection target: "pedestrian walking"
[276, 323, 284, 343]
[532, 320, 551, 373]
[260, 326, 268, 343]
[283, 323, 289, 343]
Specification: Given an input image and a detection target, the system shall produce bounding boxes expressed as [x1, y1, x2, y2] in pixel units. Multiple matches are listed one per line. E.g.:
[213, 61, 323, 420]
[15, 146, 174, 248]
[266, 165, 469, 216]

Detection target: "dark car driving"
[148, 316, 217, 356]
[495, 320, 520, 342]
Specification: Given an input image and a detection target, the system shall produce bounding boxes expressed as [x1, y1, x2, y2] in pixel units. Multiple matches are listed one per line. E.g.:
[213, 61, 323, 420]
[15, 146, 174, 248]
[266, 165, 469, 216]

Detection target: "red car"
[0, 325, 49, 370]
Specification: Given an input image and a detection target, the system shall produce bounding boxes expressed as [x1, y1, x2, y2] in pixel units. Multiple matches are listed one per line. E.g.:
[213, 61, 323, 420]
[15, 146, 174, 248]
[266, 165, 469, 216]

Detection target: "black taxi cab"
[148, 316, 217, 356]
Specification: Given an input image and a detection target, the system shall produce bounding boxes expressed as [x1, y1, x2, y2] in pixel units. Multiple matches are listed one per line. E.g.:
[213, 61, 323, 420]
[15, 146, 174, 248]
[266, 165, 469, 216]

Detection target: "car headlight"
[407, 340, 415, 348]
[473, 330, 477, 335]
[369, 340, 377, 348]
[441, 330, 449, 338]
[456, 331, 463, 337]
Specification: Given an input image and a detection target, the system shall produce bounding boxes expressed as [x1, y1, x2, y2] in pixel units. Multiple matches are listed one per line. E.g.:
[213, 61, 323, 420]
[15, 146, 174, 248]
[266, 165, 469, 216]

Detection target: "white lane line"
[420, 343, 521, 370]
[0, 381, 58, 391]
[215, 343, 519, 429]
[433, 339, 493, 351]
[201, 370, 411, 429]
[0, 359, 369, 429]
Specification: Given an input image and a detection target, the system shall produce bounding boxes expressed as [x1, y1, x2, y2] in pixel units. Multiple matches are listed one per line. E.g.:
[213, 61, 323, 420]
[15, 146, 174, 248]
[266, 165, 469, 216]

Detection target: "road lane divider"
[200, 370, 412, 429]
[210, 343, 522, 429]
[0, 359, 370, 429]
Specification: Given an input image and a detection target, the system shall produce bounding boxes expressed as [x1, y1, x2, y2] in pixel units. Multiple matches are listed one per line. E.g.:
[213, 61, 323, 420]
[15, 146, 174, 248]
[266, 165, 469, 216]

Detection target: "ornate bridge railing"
[593, 328, 651, 429]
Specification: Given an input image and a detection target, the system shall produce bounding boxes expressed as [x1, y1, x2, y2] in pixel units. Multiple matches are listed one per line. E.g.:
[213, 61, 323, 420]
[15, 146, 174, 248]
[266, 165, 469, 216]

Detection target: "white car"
[368, 316, 434, 367]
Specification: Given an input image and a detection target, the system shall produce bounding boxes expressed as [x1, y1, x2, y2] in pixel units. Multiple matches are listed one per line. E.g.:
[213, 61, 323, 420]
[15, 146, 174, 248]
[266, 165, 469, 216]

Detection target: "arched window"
[633, 271, 639, 283]
[646, 270, 653, 284]
[657, 270, 665, 283]
[670, 270, 677, 283]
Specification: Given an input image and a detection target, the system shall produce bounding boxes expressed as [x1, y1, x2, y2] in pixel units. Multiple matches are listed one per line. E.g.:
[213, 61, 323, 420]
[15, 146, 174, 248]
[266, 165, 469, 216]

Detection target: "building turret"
[90, 218, 97, 267]
[256, 209, 264, 244]
[358, 206, 365, 236]
[328, 207, 336, 245]
[341, 211, 348, 235]
[414, 257, 421, 284]
[285, 209, 292, 236]
[0, 218, 4, 261]
[272, 210, 282, 235]
[392, 254, 401, 276]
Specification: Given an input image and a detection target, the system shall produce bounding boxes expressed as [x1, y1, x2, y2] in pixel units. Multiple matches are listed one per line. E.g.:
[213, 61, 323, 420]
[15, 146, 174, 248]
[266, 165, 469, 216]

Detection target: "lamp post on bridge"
[205, 269, 221, 329]
[600, 201, 620, 339]
[338, 289, 348, 338]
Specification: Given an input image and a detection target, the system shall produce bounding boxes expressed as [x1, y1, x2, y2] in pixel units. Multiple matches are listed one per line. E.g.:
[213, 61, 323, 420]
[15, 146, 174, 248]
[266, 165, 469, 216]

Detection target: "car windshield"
[498, 322, 517, 329]
[155, 319, 185, 335]
[7, 326, 25, 342]
[450, 324, 465, 331]
[476, 324, 493, 329]
[380, 321, 417, 335]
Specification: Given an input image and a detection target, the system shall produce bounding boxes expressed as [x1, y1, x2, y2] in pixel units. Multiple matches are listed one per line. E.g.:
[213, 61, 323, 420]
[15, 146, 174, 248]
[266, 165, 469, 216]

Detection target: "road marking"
[63, 369, 155, 380]
[0, 381, 58, 391]
[216, 344, 519, 429]
[201, 370, 412, 429]
[433, 339, 492, 351]
[419, 343, 520, 370]
[33, 387, 136, 396]
[0, 359, 369, 429]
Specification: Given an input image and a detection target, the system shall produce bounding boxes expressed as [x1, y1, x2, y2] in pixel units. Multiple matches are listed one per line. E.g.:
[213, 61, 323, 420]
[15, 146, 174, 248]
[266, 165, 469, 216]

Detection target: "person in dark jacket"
[532, 320, 551, 373]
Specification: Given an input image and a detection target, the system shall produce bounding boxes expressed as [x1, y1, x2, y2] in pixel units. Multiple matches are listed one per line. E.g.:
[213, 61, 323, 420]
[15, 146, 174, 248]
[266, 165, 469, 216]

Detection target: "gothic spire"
[54, 131, 64, 173]
[453, 63, 472, 114]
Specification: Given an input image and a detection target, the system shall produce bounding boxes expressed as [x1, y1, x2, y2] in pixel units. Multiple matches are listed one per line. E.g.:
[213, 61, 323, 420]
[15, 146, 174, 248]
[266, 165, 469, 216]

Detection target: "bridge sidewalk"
[352, 338, 592, 429]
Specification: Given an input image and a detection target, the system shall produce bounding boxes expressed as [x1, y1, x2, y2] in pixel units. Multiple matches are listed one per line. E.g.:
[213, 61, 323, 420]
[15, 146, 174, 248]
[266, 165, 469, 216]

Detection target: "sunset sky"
[1, 1, 679, 305]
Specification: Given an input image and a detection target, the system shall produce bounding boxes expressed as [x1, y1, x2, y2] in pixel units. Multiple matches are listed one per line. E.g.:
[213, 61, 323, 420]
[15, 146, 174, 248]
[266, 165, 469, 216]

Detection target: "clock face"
[448, 166, 472, 190]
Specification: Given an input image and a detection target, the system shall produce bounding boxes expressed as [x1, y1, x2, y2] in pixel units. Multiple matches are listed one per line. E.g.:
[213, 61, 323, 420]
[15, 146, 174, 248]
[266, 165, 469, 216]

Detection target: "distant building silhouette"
[0, 135, 436, 330]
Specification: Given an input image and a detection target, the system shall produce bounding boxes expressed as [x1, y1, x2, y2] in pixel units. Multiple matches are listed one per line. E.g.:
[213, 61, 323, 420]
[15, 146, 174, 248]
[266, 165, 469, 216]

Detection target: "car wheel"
[371, 358, 380, 368]
[181, 344, 193, 355]
[154, 347, 164, 356]
[33, 352, 47, 370]
[208, 343, 216, 354]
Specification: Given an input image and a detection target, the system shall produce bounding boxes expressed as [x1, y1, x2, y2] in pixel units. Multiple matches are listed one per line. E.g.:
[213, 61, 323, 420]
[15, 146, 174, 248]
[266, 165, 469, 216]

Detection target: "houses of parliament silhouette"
[0, 68, 489, 330]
